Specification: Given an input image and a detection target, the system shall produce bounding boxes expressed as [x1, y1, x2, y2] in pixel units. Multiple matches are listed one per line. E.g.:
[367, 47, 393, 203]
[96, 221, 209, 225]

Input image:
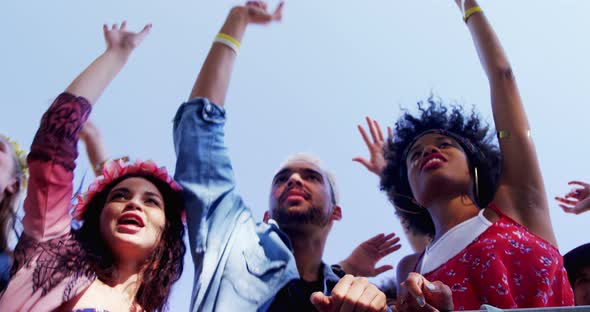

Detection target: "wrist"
[222, 6, 249, 42]
[103, 49, 132, 63]
[228, 6, 249, 25]
[456, 0, 478, 11]
[338, 259, 352, 274]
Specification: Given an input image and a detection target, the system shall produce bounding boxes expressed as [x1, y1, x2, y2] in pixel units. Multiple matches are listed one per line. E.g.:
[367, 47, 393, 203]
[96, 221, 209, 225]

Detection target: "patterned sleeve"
[22, 93, 92, 241]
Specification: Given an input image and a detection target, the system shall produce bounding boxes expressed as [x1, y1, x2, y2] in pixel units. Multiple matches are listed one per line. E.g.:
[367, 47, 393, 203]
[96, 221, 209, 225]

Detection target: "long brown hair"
[76, 174, 185, 311]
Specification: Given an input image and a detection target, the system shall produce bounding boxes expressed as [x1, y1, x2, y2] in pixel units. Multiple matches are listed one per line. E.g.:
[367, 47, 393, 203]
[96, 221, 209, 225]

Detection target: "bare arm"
[79, 120, 109, 176]
[21, 22, 150, 241]
[189, 1, 283, 105]
[457, 0, 556, 245]
[66, 22, 151, 104]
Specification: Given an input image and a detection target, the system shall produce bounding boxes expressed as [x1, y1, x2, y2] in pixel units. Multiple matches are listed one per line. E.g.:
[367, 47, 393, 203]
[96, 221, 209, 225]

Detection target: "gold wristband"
[464, 6, 483, 22]
[497, 129, 531, 140]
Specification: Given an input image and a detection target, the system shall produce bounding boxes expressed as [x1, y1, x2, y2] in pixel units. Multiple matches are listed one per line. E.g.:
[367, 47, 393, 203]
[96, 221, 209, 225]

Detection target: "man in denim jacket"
[173, 2, 388, 311]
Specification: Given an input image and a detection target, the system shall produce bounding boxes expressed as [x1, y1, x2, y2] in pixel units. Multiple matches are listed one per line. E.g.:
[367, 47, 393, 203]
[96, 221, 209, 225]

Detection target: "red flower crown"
[73, 159, 182, 220]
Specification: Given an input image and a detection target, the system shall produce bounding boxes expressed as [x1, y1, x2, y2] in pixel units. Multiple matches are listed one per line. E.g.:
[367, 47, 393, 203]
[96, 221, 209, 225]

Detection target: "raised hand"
[65, 21, 150, 104]
[397, 272, 453, 312]
[103, 21, 151, 54]
[353, 117, 392, 176]
[241, 1, 284, 25]
[311, 275, 387, 312]
[555, 181, 590, 215]
[339, 233, 401, 277]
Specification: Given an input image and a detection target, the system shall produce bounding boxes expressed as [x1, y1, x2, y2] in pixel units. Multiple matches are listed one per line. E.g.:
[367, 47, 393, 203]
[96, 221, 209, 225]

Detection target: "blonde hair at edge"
[0, 136, 24, 252]
[277, 153, 339, 205]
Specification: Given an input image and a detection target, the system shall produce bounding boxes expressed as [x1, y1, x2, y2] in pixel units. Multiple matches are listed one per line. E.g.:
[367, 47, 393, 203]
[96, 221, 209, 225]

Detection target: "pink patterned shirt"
[0, 93, 94, 311]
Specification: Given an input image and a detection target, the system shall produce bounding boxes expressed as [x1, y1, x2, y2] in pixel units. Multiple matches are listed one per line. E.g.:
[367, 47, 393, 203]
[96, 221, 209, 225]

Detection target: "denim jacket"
[173, 98, 342, 311]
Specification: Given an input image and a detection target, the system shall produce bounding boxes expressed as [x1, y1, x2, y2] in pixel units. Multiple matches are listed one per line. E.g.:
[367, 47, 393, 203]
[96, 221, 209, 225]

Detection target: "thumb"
[310, 292, 332, 312]
[352, 157, 372, 169]
[374, 265, 394, 275]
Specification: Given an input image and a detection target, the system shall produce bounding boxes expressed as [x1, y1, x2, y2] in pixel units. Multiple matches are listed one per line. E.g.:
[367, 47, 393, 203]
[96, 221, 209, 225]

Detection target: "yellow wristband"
[217, 33, 241, 49]
[464, 6, 483, 22]
[214, 33, 241, 55]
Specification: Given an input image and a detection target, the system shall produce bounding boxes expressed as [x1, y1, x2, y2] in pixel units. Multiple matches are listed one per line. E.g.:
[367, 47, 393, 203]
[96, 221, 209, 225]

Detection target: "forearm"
[65, 50, 130, 104]
[459, 1, 511, 81]
[459, 1, 553, 241]
[24, 94, 92, 240]
[81, 131, 108, 176]
[459, 0, 530, 134]
[189, 7, 249, 105]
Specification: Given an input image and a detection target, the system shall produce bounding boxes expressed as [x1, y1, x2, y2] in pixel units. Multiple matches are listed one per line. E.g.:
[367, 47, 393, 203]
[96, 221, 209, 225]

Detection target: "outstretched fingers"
[373, 119, 385, 142]
[358, 124, 373, 149]
[136, 23, 152, 41]
[568, 180, 589, 187]
[272, 1, 284, 20]
[387, 126, 393, 142]
[374, 264, 394, 275]
[555, 196, 577, 206]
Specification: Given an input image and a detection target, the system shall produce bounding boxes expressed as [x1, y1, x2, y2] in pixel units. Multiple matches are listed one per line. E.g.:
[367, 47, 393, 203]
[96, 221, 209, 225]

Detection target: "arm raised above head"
[189, 1, 283, 106]
[66, 22, 151, 104]
[455, 0, 555, 245]
[22, 22, 149, 241]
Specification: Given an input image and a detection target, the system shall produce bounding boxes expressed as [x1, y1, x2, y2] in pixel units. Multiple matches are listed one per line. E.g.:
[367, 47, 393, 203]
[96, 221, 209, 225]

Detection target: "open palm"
[243, 1, 283, 25]
[353, 117, 392, 176]
[103, 21, 151, 52]
[341, 233, 401, 277]
[555, 180, 590, 215]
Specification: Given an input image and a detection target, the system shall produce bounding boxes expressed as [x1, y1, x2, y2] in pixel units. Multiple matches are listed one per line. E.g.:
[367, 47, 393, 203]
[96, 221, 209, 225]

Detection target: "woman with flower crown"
[0, 22, 185, 312]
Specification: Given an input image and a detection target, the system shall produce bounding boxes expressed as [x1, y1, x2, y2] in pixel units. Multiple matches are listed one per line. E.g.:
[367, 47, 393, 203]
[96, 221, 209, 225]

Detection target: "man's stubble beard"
[273, 204, 330, 229]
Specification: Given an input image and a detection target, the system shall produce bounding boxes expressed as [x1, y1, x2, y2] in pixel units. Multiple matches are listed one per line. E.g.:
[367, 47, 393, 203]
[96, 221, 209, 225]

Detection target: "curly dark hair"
[75, 174, 185, 312]
[380, 97, 501, 237]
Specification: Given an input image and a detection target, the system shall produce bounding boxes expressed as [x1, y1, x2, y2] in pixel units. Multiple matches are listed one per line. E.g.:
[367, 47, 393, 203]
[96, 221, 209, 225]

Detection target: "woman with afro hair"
[381, 0, 575, 310]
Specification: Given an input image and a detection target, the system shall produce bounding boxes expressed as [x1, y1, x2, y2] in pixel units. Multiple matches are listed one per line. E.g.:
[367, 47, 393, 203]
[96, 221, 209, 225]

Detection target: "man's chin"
[274, 211, 328, 228]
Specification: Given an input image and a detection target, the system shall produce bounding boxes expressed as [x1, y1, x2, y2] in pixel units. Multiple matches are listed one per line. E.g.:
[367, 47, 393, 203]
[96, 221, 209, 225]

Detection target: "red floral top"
[421, 205, 574, 310]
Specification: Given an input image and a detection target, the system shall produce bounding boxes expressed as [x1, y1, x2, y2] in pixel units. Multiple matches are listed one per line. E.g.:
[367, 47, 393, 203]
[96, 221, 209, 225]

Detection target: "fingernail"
[416, 296, 426, 307]
[426, 282, 436, 291]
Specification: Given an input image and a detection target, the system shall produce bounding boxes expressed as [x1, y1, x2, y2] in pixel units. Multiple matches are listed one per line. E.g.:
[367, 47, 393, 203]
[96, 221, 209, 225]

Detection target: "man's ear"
[263, 211, 271, 223]
[330, 205, 342, 221]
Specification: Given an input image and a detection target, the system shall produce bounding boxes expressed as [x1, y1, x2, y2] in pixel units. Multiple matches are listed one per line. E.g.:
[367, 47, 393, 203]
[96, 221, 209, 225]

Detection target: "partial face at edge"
[0, 137, 17, 202]
[574, 266, 590, 305]
[269, 160, 336, 228]
[405, 133, 473, 207]
[100, 177, 167, 262]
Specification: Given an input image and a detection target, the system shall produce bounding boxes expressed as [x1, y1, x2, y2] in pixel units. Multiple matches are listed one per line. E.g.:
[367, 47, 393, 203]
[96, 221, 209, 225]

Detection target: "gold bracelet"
[464, 6, 483, 22]
[497, 129, 531, 140]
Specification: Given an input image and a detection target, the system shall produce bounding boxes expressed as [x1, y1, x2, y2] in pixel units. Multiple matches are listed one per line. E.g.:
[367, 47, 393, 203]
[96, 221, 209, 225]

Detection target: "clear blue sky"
[2, 1, 589, 310]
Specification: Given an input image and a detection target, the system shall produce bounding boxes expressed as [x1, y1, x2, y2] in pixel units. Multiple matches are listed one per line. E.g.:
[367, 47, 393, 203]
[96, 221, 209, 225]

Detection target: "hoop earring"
[474, 166, 480, 204]
[391, 192, 427, 215]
